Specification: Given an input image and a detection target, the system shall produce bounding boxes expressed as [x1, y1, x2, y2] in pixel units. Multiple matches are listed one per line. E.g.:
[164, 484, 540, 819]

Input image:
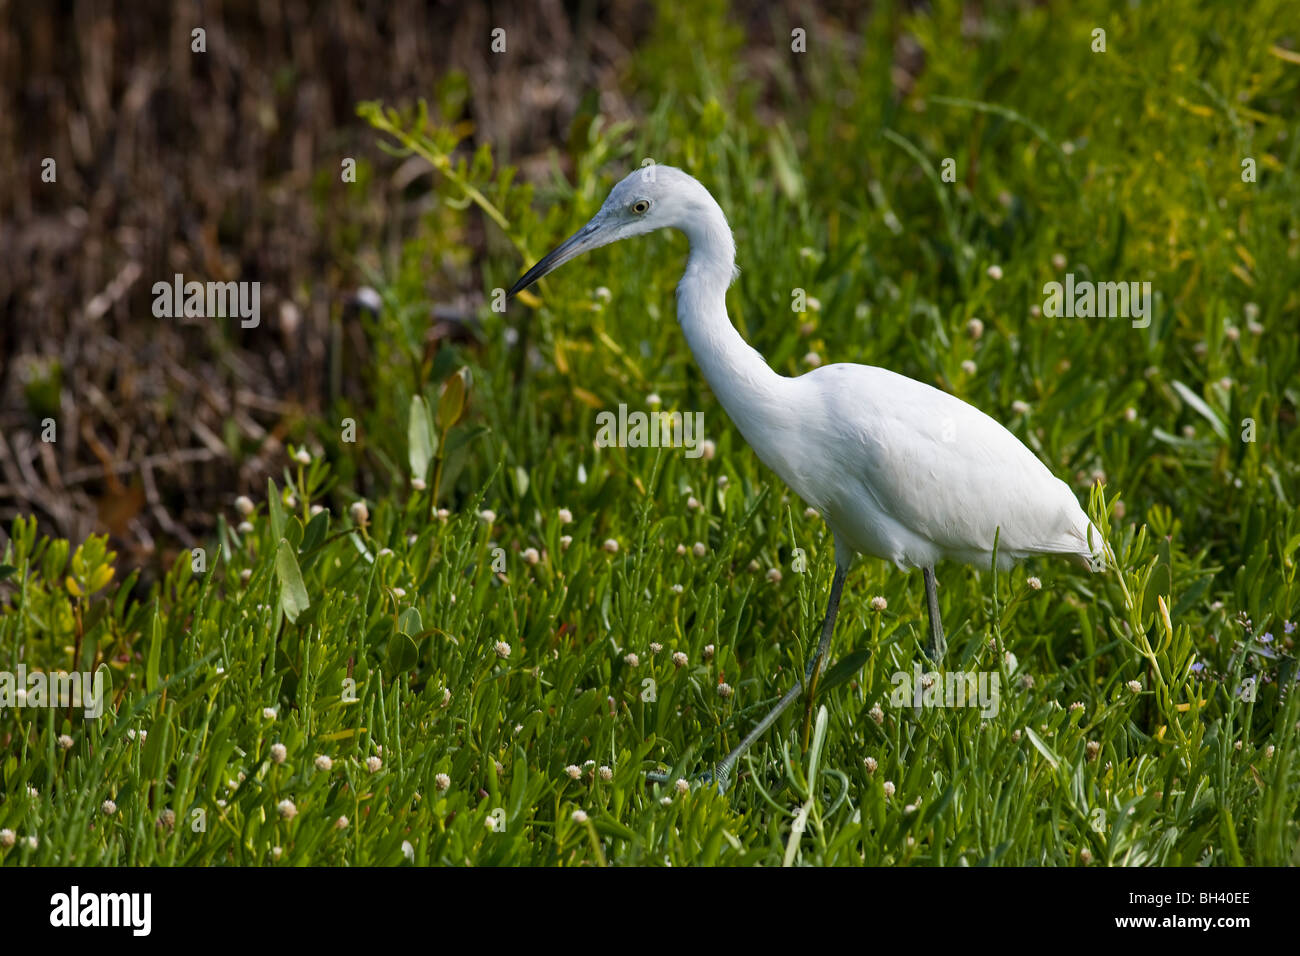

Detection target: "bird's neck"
[675, 207, 790, 433]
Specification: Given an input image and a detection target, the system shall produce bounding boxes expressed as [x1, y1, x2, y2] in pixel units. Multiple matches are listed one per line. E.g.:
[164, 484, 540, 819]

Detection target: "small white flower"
[101, 800, 117, 816]
[311, 505, 325, 516]
[294, 448, 311, 465]
[870, 596, 887, 612]
[686, 496, 700, 510]
[58, 734, 74, 750]
[479, 509, 497, 524]
[649, 642, 663, 654]
[1051, 253, 1067, 271]
[238, 521, 255, 535]
[766, 568, 782, 583]
[603, 538, 619, 554]
[391, 587, 406, 599]
[966, 317, 984, 339]
[717, 682, 733, 699]
[571, 809, 589, 823]
[349, 501, 369, 525]
[869, 704, 884, 725]
[441, 688, 452, 708]
[235, 495, 255, 517]
[270, 743, 287, 764]
[271, 846, 283, 860]
[277, 799, 297, 819]
[24, 836, 38, 850]
[675, 778, 689, 795]
[411, 477, 427, 491]
[402, 840, 415, 861]
[262, 707, 277, 720]
[1127, 680, 1142, 694]
[1027, 576, 1042, 590]
[660, 796, 673, 806]
[961, 359, 977, 375]
[558, 508, 573, 524]
[495, 641, 511, 659]
[692, 541, 707, 557]
[522, 547, 540, 565]
[314, 755, 332, 772]
[335, 816, 349, 830]
[599, 766, 613, 782]
[672, 651, 688, 668]
[675, 544, 687, 556]
[435, 773, 451, 792]
[1011, 400, 1030, 415]
[864, 756, 878, 773]
[986, 264, 1003, 280]
[700, 440, 716, 460]
[804, 351, 822, 368]
[565, 765, 582, 780]
[670, 584, 683, 594]
[436, 508, 450, 521]
[624, 653, 640, 667]
[240, 569, 252, 585]
[804, 507, 819, 519]
[647, 393, 662, 408]
[703, 644, 715, 661]
[377, 547, 394, 558]
[366, 756, 383, 773]
[0, 829, 13, 849]
[882, 781, 896, 798]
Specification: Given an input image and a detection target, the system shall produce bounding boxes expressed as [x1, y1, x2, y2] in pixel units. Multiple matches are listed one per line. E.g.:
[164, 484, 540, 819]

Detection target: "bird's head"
[508, 165, 712, 298]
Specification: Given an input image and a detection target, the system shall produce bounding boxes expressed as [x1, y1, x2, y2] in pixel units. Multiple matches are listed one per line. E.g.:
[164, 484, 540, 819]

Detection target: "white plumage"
[510, 164, 1098, 790]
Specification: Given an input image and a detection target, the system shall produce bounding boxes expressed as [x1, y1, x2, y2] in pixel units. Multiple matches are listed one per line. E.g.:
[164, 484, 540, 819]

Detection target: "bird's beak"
[508, 218, 605, 298]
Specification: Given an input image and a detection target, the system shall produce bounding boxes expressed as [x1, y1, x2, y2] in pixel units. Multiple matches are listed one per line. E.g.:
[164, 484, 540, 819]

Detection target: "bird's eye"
[631, 199, 650, 214]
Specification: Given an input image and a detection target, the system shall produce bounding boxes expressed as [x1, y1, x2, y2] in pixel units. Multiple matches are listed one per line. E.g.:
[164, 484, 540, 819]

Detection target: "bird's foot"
[646, 762, 731, 795]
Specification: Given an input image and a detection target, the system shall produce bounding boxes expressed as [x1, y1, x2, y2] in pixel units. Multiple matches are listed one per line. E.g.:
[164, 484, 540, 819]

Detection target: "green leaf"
[301, 510, 328, 555]
[386, 632, 418, 672]
[267, 478, 285, 542]
[816, 648, 872, 697]
[275, 539, 310, 624]
[1171, 380, 1227, 440]
[397, 607, 422, 636]
[1023, 727, 1060, 770]
[408, 395, 436, 480]
[146, 599, 162, 693]
[437, 367, 467, 432]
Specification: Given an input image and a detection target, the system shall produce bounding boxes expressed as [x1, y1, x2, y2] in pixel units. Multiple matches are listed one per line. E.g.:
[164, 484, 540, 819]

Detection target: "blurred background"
[1, 0, 889, 574]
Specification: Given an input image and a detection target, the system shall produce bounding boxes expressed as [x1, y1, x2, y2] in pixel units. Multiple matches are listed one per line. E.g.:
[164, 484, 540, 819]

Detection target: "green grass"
[3, 0, 1299, 865]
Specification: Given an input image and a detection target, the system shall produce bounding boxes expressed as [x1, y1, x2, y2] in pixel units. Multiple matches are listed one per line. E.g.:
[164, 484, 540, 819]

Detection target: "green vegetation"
[2, 0, 1298, 865]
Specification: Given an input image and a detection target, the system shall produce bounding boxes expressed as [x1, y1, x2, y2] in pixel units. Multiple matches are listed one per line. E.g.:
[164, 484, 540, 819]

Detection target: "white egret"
[509, 165, 1099, 792]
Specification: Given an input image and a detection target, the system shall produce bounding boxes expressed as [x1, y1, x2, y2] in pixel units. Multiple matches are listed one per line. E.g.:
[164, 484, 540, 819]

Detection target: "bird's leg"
[800, 563, 848, 751]
[647, 561, 847, 790]
[923, 566, 946, 663]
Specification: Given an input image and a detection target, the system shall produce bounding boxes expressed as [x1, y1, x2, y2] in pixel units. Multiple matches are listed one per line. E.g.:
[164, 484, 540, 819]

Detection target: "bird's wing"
[799, 364, 1095, 566]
